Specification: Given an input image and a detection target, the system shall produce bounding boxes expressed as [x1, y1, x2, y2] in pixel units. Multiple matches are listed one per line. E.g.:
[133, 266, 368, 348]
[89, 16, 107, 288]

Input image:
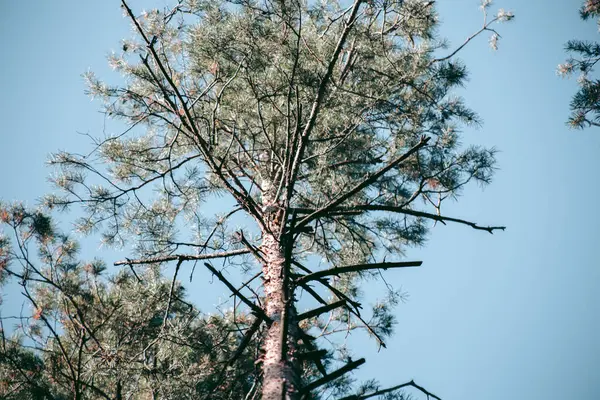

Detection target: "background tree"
[0, 204, 259, 399]
[559, 0, 600, 128]
[1, 0, 512, 399]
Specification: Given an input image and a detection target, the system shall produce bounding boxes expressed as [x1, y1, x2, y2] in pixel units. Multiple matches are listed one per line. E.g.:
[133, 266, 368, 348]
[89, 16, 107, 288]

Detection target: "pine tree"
[1, 0, 513, 399]
[559, 0, 600, 128]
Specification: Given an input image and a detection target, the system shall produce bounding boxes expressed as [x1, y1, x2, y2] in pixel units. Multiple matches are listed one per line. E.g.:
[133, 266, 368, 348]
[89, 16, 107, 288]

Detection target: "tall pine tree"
[1, 0, 513, 398]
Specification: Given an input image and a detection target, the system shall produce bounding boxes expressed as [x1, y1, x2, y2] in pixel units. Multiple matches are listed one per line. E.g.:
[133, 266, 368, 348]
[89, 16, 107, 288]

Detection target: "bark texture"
[260, 206, 301, 399]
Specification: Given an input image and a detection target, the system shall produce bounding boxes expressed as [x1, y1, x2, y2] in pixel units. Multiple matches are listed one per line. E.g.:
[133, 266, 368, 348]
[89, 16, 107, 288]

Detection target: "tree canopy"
[0, 0, 512, 398]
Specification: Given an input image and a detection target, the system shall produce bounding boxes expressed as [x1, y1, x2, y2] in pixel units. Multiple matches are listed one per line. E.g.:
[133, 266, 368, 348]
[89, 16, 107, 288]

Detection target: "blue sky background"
[1, 1, 599, 399]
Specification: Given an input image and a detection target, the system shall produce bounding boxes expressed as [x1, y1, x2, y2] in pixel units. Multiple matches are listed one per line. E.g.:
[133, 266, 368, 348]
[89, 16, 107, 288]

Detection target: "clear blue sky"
[1, 1, 599, 399]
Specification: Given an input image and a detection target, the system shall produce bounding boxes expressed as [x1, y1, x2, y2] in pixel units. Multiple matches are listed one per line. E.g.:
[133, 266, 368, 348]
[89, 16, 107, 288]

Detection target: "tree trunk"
[260, 218, 301, 399]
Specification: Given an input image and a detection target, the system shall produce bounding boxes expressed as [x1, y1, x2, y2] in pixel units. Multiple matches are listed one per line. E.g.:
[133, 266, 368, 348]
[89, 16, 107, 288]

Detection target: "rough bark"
[260, 200, 301, 399]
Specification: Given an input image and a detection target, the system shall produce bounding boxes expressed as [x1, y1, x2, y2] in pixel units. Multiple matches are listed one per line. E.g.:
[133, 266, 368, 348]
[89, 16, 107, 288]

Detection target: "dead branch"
[203, 263, 271, 324]
[337, 379, 442, 400]
[296, 261, 422, 285]
[297, 300, 347, 321]
[114, 248, 250, 266]
[301, 358, 366, 395]
[292, 205, 506, 233]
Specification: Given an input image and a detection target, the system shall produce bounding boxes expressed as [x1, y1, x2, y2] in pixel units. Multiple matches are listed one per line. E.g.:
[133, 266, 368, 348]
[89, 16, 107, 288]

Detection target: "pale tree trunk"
[260, 206, 302, 399]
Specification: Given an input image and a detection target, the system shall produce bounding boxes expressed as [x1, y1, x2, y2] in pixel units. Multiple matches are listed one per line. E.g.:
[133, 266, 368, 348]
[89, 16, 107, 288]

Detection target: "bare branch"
[297, 349, 328, 361]
[206, 317, 264, 399]
[292, 260, 389, 349]
[203, 263, 271, 324]
[163, 258, 184, 327]
[433, 12, 501, 64]
[337, 379, 442, 400]
[292, 205, 506, 233]
[298, 331, 329, 377]
[229, 271, 263, 299]
[297, 300, 347, 321]
[292, 260, 362, 312]
[301, 358, 366, 395]
[114, 248, 250, 266]
[296, 261, 422, 286]
[297, 281, 329, 306]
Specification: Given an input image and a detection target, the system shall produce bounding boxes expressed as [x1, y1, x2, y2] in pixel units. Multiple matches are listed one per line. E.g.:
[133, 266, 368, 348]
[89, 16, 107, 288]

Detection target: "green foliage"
[3, 0, 512, 398]
[0, 205, 258, 399]
[47, 0, 504, 261]
[560, 1, 600, 128]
